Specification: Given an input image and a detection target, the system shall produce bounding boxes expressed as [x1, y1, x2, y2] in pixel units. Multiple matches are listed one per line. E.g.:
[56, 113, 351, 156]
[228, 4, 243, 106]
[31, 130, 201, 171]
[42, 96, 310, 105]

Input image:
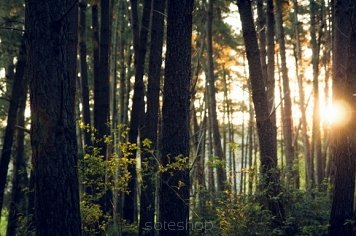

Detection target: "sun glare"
[323, 100, 351, 126]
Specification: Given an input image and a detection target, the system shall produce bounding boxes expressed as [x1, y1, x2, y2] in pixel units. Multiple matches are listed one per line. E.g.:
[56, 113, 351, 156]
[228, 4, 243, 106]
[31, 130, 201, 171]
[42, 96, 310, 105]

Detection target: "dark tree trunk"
[206, 0, 227, 192]
[237, 0, 286, 228]
[329, 0, 356, 235]
[5, 43, 28, 236]
[124, 0, 152, 224]
[159, 0, 194, 235]
[79, 0, 92, 148]
[0, 40, 27, 218]
[26, 0, 82, 235]
[139, 0, 165, 234]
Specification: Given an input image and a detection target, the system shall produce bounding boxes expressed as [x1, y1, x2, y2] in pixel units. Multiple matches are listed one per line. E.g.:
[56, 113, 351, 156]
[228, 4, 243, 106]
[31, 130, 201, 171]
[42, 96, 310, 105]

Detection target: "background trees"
[0, 0, 354, 235]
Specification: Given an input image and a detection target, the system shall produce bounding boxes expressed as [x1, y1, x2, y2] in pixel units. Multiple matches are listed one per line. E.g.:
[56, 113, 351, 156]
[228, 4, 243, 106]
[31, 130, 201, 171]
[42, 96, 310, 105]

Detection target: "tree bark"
[0, 40, 27, 218]
[124, 0, 152, 224]
[139, 0, 165, 234]
[206, 0, 227, 192]
[5, 42, 28, 236]
[237, 0, 286, 228]
[329, 0, 356, 235]
[159, 0, 194, 235]
[26, 0, 82, 234]
[79, 0, 92, 148]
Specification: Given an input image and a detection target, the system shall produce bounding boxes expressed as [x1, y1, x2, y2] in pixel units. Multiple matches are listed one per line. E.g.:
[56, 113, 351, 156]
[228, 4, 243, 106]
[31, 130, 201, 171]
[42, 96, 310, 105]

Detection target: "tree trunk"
[139, 0, 165, 234]
[5, 43, 28, 236]
[26, 0, 82, 234]
[159, 1, 194, 235]
[292, 0, 313, 190]
[275, 0, 297, 187]
[206, 0, 227, 192]
[310, 0, 324, 186]
[237, 0, 286, 228]
[79, 0, 92, 148]
[329, 0, 356, 235]
[0, 40, 27, 218]
[124, 0, 152, 224]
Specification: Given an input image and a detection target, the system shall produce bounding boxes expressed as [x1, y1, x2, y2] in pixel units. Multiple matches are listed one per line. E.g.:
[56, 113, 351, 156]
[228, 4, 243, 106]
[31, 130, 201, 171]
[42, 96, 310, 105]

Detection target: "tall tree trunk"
[292, 0, 313, 190]
[275, 0, 297, 186]
[159, 1, 194, 235]
[5, 44, 28, 236]
[237, 0, 286, 228]
[79, 0, 92, 148]
[329, 0, 356, 235]
[310, 0, 324, 186]
[0, 40, 27, 218]
[266, 0, 276, 126]
[139, 0, 165, 234]
[26, 0, 82, 234]
[124, 0, 152, 224]
[206, 0, 227, 192]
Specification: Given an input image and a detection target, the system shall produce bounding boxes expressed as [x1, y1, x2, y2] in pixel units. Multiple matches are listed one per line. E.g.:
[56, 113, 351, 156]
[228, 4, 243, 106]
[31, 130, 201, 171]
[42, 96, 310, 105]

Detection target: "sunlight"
[323, 100, 351, 126]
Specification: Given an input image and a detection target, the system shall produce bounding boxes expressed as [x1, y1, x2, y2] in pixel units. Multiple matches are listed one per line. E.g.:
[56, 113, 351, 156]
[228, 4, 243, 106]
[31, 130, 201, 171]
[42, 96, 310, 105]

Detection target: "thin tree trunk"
[275, 0, 296, 187]
[237, 0, 286, 228]
[292, 0, 313, 190]
[0, 41, 26, 218]
[5, 46, 28, 236]
[79, 0, 92, 147]
[139, 0, 165, 234]
[206, 0, 227, 192]
[124, 0, 152, 224]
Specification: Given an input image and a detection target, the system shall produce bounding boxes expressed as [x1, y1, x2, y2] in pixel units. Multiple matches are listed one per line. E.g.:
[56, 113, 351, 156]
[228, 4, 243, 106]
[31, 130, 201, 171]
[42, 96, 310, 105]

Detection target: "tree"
[0, 39, 27, 218]
[329, 0, 356, 235]
[236, 0, 286, 228]
[26, 0, 82, 234]
[206, 0, 227, 192]
[139, 0, 166, 234]
[159, 0, 194, 235]
[275, 0, 297, 187]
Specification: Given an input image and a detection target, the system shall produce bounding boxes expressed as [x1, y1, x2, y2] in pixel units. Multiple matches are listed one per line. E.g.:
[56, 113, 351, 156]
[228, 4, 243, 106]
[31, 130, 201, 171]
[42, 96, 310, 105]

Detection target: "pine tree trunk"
[206, 0, 227, 192]
[5, 43, 28, 236]
[139, 0, 165, 234]
[237, 0, 286, 228]
[124, 0, 152, 224]
[0, 40, 27, 218]
[79, 0, 92, 148]
[275, 0, 297, 186]
[26, 0, 82, 234]
[329, 0, 356, 235]
[159, 1, 194, 235]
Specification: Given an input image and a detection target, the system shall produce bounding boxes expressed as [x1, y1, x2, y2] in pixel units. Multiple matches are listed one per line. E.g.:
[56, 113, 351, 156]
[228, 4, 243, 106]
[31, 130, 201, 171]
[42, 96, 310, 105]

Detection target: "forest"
[0, 0, 355, 235]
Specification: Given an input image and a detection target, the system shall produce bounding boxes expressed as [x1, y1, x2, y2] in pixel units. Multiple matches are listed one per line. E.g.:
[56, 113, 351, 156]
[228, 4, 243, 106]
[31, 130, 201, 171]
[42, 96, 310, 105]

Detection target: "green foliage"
[79, 124, 137, 235]
[0, 209, 7, 235]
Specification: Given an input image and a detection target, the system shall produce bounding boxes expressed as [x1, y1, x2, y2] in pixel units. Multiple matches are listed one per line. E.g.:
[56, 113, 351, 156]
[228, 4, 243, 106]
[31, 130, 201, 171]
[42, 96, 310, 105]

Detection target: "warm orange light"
[323, 100, 351, 126]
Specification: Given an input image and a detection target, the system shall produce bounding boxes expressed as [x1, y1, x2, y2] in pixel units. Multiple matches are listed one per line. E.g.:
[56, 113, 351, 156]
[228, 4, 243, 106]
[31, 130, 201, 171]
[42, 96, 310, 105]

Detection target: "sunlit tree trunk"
[310, 0, 324, 186]
[206, 0, 227, 192]
[237, 0, 286, 228]
[292, 0, 313, 190]
[275, 0, 297, 187]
